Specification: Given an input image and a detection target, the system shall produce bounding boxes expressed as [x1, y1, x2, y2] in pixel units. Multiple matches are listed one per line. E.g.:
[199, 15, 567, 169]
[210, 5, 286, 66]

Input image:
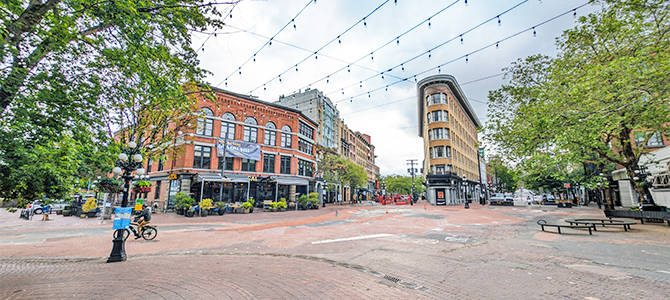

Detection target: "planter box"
[185, 211, 194, 217]
[62, 210, 72, 217]
[87, 212, 97, 218]
[201, 210, 208, 217]
[217, 209, 225, 215]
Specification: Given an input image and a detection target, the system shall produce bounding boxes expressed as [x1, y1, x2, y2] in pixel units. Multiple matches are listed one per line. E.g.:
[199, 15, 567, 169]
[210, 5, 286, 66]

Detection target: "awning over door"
[196, 173, 250, 183]
[272, 176, 309, 185]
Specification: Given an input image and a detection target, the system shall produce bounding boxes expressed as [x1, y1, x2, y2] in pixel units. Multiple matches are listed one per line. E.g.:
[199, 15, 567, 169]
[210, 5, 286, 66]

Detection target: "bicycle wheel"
[142, 227, 157, 240]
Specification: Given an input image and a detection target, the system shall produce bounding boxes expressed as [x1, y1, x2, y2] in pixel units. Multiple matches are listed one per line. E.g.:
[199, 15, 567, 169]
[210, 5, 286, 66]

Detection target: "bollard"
[335, 210, 338, 217]
[386, 210, 388, 214]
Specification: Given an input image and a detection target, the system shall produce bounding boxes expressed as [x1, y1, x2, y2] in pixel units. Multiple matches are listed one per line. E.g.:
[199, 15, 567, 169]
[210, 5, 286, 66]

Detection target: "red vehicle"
[395, 195, 410, 205]
[380, 196, 394, 205]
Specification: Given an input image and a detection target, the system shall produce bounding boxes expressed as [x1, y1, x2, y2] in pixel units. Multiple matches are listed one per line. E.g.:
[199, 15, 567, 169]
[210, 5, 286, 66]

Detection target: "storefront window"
[241, 158, 256, 172]
[263, 154, 275, 173]
[280, 156, 291, 174]
[193, 146, 211, 169]
[217, 157, 233, 170]
[298, 159, 313, 177]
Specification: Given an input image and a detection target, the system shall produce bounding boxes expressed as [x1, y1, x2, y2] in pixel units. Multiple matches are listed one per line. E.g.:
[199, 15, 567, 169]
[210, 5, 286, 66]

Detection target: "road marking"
[657, 270, 670, 274]
[311, 234, 394, 244]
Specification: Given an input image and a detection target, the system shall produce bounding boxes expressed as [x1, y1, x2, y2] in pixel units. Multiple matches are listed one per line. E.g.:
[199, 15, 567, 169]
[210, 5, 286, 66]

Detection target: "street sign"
[564, 183, 570, 188]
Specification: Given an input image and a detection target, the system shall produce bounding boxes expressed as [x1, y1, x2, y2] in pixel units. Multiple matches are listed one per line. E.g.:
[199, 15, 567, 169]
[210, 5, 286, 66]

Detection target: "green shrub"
[242, 202, 253, 210]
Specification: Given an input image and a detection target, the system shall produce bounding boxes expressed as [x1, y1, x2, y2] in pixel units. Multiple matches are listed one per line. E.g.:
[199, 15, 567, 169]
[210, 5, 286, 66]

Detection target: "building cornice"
[416, 74, 481, 137]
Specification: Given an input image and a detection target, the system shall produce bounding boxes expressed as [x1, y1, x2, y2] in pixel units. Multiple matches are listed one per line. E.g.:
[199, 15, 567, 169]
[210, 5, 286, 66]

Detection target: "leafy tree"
[488, 157, 518, 193]
[320, 155, 367, 191]
[485, 0, 670, 204]
[0, 1, 228, 204]
[382, 175, 426, 195]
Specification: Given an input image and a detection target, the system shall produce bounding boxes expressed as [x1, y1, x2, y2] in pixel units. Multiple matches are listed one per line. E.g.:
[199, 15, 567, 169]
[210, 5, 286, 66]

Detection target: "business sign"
[113, 207, 133, 229]
[134, 198, 144, 211]
[217, 139, 261, 161]
[564, 183, 570, 188]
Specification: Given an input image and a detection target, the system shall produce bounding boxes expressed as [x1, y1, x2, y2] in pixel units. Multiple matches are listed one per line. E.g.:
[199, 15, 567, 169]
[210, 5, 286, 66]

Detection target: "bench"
[604, 210, 670, 226]
[537, 219, 595, 235]
[565, 219, 635, 231]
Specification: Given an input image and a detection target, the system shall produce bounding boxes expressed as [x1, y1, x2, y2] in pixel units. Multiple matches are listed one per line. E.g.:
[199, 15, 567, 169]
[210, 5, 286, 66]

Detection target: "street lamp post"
[107, 141, 145, 263]
[462, 174, 469, 209]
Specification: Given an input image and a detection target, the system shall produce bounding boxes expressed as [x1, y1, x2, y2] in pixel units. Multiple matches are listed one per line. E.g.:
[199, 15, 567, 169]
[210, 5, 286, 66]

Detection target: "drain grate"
[383, 275, 401, 283]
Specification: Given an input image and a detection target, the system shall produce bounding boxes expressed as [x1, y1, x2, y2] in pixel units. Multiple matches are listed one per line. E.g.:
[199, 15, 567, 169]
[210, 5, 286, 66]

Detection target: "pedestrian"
[42, 204, 50, 221]
[527, 196, 531, 206]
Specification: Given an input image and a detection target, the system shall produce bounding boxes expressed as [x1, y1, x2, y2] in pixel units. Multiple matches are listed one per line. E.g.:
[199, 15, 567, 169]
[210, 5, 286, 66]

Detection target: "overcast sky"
[194, 0, 601, 176]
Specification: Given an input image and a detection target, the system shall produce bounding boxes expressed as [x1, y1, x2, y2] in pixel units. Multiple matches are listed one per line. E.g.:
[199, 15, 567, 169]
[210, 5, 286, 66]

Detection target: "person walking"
[527, 196, 532, 206]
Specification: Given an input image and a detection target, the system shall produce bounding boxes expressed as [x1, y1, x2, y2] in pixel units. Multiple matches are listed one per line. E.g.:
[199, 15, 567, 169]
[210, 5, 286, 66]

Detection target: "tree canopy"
[485, 0, 670, 203]
[382, 174, 425, 195]
[0, 1, 230, 205]
[319, 155, 367, 190]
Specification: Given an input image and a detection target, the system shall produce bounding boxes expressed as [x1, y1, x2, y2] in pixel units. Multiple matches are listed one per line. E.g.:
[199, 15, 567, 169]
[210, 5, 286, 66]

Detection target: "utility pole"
[407, 159, 418, 205]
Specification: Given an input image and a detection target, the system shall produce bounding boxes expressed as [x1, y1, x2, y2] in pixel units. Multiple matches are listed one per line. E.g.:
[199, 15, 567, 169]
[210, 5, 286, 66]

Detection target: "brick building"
[417, 74, 483, 206]
[144, 87, 318, 210]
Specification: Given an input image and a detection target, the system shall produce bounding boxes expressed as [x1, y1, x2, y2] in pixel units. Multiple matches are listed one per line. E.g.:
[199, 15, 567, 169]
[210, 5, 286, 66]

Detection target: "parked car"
[542, 194, 557, 205]
[490, 193, 506, 205]
[395, 196, 410, 205]
[504, 193, 514, 203]
[27, 199, 69, 214]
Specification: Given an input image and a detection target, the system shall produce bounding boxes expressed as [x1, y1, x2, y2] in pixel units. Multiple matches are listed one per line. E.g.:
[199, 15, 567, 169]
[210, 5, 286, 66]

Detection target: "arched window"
[281, 125, 292, 148]
[264, 122, 276, 146]
[243, 117, 258, 143]
[220, 112, 235, 140]
[196, 108, 214, 136]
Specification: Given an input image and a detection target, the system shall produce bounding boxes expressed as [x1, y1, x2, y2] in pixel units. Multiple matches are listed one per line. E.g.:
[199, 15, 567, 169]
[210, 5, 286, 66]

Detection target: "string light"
[371, 52, 374, 61]
[573, 9, 577, 18]
[460, 35, 463, 44]
[466, 55, 469, 63]
[278, 75, 282, 83]
[428, 18, 432, 28]
[363, 18, 367, 27]
[428, 50, 431, 59]
[295, 65, 298, 72]
[533, 27, 536, 37]
[397, 37, 399, 45]
[292, 19, 296, 30]
[401, 63, 404, 71]
[497, 16, 501, 26]
[327, 76, 330, 83]
[338, 36, 341, 44]
[496, 41, 499, 49]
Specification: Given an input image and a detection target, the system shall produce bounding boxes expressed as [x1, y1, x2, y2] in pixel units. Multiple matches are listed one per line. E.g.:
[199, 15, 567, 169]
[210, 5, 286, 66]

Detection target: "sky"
[194, 0, 601, 176]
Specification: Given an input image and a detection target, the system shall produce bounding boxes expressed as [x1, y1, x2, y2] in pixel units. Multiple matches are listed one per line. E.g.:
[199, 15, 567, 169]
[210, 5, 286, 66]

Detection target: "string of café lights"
[332, 2, 590, 105]
[193, 1, 241, 53]
[216, 0, 317, 87]
[268, 1, 586, 111]
[246, 0, 462, 94]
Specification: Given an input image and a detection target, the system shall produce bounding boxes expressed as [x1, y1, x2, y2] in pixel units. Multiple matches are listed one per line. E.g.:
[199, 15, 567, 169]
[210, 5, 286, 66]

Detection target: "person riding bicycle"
[133, 204, 151, 238]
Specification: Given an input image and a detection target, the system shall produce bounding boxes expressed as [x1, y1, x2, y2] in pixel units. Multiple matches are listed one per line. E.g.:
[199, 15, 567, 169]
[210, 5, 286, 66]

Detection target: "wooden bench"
[537, 219, 595, 235]
[565, 219, 636, 231]
[604, 210, 670, 226]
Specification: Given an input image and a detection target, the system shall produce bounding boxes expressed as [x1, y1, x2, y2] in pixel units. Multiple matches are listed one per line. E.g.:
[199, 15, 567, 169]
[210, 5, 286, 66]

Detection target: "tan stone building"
[417, 75, 482, 206]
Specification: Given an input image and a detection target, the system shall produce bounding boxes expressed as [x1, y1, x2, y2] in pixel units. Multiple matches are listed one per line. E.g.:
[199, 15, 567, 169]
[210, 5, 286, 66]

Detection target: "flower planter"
[208, 209, 215, 215]
[218, 209, 225, 215]
[87, 211, 97, 218]
[62, 210, 72, 217]
[279, 208, 286, 212]
[176, 208, 184, 215]
[243, 209, 250, 214]
[271, 208, 277, 212]
[185, 210, 194, 217]
[201, 209, 208, 217]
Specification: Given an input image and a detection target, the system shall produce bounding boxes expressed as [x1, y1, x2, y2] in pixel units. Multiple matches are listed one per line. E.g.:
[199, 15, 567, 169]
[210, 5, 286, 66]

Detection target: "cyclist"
[133, 204, 151, 239]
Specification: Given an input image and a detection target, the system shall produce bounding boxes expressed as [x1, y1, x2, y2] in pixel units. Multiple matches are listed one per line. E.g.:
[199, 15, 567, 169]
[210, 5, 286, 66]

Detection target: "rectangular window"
[263, 154, 275, 173]
[217, 157, 233, 171]
[193, 146, 211, 169]
[427, 112, 432, 123]
[435, 164, 445, 175]
[446, 146, 452, 158]
[221, 122, 235, 140]
[298, 139, 313, 155]
[648, 132, 664, 147]
[264, 129, 276, 146]
[299, 122, 314, 140]
[154, 181, 161, 200]
[435, 146, 444, 158]
[298, 159, 313, 177]
[446, 164, 453, 172]
[241, 158, 256, 172]
[445, 128, 450, 140]
[146, 158, 152, 173]
[157, 159, 164, 171]
[197, 118, 213, 136]
[280, 156, 291, 174]
[243, 126, 257, 143]
[281, 133, 292, 148]
[429, 147, 434, 159]
[433, 128, 443, 139]
[426, 96, 432, 106]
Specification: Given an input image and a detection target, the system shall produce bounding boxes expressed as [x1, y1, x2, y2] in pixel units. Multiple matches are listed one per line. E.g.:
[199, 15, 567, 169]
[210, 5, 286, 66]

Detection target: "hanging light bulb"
[253, 54, 256, 62]
[533, 27, 536, 37]
[438, 66, 441, 73]
[460, 35, 463, 44]
[230, 13, 232, 18]
[341, 89, 344, 95]
[396, 37, 399, 45]
[381, 72, 384, 80]
[497, 16, 501, 26]
[326, 76, 330, 83]
[269, 38, 272, 46]
[371, 52, 374, 61]
[264, 84, 266, 91]
[314, 52, 318, 59]
[359, 81, 363, 88]
[338, 36, 341, 44]
[385, 85, 388, 91]
[428, 18, 431, 28]
[395, 0, 397, 5]
[466, 55, 469, 63]
[465, 0, 468, 5]
[293, 19, 296, 30]
[428, 50, 431, 59]
[278, 75, 282, 83]
[414, 75, 417, 83]
[573, 9, 577, 18]
[350, 97, 353, 102]
[368, 92, 370, 98]
[401, 64, 404, 71]
[225, 80, 227, 86]
[347, 65, 350, 72]
[363, 18, 367, 27]
[295, 64, 298, 72]
[496, 41, 499, 49]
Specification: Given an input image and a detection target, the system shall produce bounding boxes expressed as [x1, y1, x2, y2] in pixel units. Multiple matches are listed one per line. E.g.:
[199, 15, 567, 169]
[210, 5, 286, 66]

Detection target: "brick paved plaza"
[1, 202, 669, 299]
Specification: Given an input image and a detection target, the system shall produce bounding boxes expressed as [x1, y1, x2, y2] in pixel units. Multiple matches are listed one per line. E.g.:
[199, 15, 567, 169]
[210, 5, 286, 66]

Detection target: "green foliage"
[246, 198, 255, 206]
[215, 202, 226, 209]
[319, 155, 368, 189]
[173, 192, 194, 209]
[0, 1, 223, 205]
[382, 175, 426, 194]
[485, 0, 670, 202]
[98, 178, 124, 194]
[308, 192, 319, 204]
[299, 195, 309, 206]
[241, 202, 252, 210]
[488, 157, 519, 193]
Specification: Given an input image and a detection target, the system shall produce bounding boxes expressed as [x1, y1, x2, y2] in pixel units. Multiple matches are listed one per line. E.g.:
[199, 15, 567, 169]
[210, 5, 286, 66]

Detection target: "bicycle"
[128, 222, 158, 240]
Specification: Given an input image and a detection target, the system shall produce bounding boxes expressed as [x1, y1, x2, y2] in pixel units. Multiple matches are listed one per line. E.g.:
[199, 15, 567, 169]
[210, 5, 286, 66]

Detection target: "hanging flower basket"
[98, 178, 124, 194]
[133, 180, 152, 194]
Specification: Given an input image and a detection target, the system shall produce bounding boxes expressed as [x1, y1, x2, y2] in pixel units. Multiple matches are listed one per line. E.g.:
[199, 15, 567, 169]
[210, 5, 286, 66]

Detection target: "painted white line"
[657, 270, 670, 274]
[311, 234, 394, 244]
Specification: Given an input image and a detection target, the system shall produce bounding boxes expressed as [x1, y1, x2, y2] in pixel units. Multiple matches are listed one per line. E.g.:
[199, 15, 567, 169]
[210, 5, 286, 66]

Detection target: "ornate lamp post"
[107, 141, 145, 263]
[462, 174, 469, 209]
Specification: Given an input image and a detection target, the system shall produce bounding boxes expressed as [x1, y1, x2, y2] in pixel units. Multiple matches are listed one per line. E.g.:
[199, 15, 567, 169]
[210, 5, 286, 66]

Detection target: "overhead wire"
[215, 0, 317, 87]
[246, 0, 394, 94]
[194, 1, 241, 53]
[333, 2, 591, 104]
[325, 0, 530, 97]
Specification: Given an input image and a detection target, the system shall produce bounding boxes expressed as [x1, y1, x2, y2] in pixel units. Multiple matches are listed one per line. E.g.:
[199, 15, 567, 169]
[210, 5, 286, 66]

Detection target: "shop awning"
[196, 173, 250, 183]
[272, 176, 309, 185]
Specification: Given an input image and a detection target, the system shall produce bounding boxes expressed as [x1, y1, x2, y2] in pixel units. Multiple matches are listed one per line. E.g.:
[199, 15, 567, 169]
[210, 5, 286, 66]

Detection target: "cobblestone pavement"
[1, 203, 669, 299]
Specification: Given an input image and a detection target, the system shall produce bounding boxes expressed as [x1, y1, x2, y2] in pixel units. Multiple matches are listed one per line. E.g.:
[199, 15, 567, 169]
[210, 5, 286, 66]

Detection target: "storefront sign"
[248, 176, 258, 182]
[217, 139, 261, 161]
[169, 174, 177, 180]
